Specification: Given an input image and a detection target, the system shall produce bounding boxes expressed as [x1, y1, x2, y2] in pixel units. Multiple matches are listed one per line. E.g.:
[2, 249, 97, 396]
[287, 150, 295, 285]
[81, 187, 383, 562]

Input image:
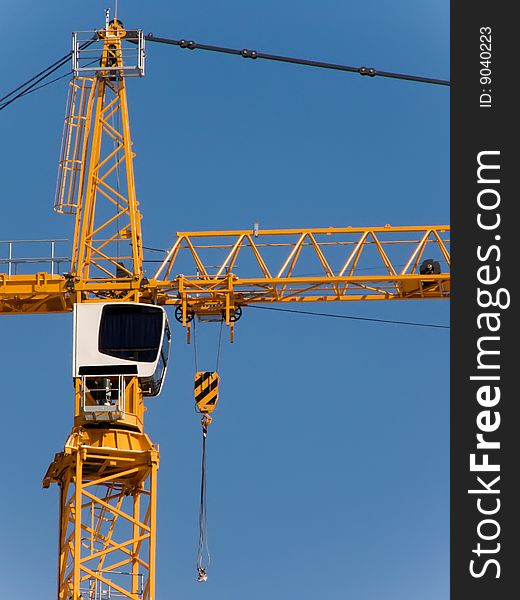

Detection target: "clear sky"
[0, 1, 449, 598]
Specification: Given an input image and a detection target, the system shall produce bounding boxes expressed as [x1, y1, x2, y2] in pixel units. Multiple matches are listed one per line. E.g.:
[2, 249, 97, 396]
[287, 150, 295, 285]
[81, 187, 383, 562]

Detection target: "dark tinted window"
[142, 321, 170, 396]
[161, 322, 171, 366]
[99, 305, 163, 362]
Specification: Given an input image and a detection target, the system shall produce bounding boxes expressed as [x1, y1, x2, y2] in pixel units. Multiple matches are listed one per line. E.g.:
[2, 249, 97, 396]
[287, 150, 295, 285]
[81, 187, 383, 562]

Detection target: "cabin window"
[98, 305, 163, 362]
[160, 322, 171, 371]
[142, 321, 171, 396]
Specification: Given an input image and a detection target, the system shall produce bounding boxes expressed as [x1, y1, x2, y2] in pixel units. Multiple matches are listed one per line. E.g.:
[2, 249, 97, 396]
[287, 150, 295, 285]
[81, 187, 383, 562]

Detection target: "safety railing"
[0, 239, 70, 276]
[81, 571, 144, 599]
[81, 375, 126, 422]
[72, 29, 145, 77]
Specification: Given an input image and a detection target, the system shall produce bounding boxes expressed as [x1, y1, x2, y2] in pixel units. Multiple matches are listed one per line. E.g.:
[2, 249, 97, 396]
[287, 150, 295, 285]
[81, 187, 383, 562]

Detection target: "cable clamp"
[359, 66, 377, 77]
[241, 49, 258, 59]
[179, 39, 197, 49]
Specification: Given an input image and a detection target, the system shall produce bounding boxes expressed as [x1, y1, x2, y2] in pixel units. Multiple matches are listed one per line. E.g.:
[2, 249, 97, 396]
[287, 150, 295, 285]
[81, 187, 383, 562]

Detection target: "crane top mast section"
[54, 19, 145, 293]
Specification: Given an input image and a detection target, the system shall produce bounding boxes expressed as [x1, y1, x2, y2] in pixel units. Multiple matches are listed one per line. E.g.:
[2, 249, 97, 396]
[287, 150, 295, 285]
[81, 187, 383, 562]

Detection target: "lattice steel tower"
[43, 19, 164, 600]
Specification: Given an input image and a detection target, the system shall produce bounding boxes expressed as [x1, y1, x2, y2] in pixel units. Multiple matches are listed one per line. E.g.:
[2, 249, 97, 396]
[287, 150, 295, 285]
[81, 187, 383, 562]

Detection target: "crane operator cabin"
[74, 303, 171, 426]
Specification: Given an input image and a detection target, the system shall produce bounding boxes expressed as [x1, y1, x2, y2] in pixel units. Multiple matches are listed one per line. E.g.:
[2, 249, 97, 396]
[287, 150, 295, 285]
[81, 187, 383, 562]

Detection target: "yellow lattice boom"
[1, 225, 450, 316]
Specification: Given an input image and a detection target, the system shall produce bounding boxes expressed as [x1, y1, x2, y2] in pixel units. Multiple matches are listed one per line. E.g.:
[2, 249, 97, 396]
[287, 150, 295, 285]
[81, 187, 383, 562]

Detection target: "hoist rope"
[112, 106, 122, 261]
[197, 423, 210, 581]
[192, 321, 223, 582]
[192, 318, 199, 372]
[215, 320, 224, 372]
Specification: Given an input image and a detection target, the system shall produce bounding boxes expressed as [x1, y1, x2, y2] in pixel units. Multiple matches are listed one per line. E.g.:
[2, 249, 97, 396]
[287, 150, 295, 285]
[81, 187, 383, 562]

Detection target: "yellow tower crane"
[0, 19, 450, 600]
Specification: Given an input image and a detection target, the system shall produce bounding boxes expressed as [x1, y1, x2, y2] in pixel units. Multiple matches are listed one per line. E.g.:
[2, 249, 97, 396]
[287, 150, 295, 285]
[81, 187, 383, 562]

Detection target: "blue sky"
[0, 1, 449, 598]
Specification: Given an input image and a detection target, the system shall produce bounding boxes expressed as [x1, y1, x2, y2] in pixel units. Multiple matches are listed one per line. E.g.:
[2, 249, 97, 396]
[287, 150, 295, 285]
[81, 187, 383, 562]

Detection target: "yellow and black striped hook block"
[194, 371, 219, 426]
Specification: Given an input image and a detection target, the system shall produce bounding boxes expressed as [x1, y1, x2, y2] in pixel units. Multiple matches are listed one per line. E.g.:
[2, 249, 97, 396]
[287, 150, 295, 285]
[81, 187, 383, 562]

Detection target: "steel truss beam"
[0, 225, 450, 315]
[44, 428, 159, 600]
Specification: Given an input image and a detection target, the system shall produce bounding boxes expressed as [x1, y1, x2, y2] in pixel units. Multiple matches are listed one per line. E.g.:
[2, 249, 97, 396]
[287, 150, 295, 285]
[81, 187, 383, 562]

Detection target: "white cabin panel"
[73, 303, 169, 385]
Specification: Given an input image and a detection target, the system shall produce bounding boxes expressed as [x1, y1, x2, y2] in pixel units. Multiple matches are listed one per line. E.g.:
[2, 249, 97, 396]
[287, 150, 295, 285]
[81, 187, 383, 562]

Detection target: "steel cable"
[145, 34, 450, 86]
[247, 304, 449, 329]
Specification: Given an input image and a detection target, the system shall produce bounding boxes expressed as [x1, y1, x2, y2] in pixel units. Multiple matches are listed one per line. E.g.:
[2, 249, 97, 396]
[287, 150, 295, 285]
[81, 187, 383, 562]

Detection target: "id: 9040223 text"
[480, 27, 492, 108]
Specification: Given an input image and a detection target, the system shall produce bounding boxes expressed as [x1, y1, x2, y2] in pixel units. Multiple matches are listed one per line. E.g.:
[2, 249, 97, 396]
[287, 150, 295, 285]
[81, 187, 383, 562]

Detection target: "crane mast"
[44, 20, 159, 600]
[0, 17, 450, 600]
